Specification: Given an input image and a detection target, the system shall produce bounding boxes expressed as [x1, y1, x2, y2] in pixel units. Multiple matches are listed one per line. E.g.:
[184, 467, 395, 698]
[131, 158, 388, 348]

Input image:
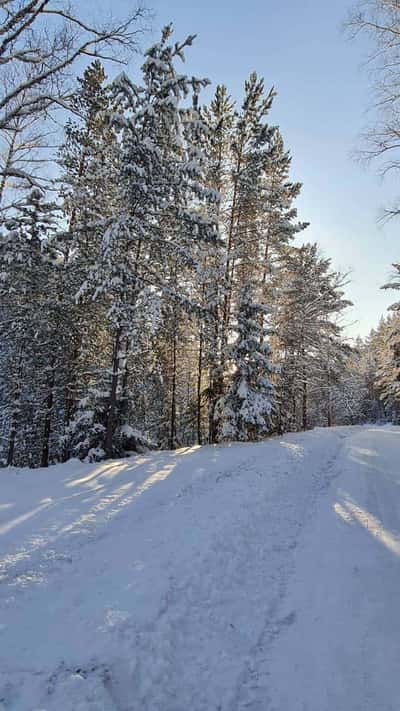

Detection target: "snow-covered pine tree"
[273, 243, 352, 431]
[0, 187, 63, 465]
[219, 283, 274, 441]
[57, 60, 120, 462]
[372, 263, 400, 422]
[59, 61, 117, 246]
[375, 313, 400, 422]
[201, 84, 235, 442]
[259, 127, 308, 302]
[220, 74, 276, 378]
[77, 26, 218, 457]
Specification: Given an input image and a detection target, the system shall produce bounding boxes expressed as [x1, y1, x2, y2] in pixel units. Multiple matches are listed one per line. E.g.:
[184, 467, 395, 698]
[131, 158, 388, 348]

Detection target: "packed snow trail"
[0, 426, 399, 710]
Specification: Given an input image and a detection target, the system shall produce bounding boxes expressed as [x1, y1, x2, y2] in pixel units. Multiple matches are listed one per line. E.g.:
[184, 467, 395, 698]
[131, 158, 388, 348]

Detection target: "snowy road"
[1, 425, 400, 710]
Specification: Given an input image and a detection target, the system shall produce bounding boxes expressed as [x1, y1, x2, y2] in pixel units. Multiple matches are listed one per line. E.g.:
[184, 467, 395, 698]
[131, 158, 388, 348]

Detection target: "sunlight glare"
[0, 499, 53, 535]
[334, 499, 400, 556]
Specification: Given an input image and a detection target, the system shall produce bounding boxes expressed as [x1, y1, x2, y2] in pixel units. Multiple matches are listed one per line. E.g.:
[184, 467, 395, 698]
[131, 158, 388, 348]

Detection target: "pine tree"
[0, 187, 62, 465]
[201, 84, 235, 441]
[377, 263, 400, 422]
[203, 75, 306, 442]
[273, 243, 352, 431]
[219, 284, 274, 441]
[259, 127, 308, 301]
[76, 27, 218, 457]
[56, 61, 123, 461]
[376, 313, 400, 422]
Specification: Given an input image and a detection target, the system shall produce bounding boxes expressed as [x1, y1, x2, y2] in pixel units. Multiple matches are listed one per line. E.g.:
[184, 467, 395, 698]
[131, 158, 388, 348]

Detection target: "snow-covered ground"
[1, 425, 400, 710]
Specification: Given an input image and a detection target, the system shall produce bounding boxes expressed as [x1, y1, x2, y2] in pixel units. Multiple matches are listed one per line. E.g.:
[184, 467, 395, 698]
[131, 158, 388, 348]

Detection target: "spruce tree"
[219, 284, 274, 441]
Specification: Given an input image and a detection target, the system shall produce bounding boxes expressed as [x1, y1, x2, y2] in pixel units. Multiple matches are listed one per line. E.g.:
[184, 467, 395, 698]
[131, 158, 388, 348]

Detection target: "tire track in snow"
[228, 432, 348, 711]
[125, 432, 347, 711]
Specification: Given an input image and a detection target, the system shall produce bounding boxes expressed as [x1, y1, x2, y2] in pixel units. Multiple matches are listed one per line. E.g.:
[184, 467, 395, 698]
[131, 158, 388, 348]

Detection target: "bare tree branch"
[346, 1, 400, 214]
[0, 1, 147, 195]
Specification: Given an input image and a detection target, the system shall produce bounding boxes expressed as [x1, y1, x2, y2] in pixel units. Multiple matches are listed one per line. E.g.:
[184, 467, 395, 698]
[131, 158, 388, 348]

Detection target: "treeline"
[360, 299, 400, 425]
[0, 5, 398, 467]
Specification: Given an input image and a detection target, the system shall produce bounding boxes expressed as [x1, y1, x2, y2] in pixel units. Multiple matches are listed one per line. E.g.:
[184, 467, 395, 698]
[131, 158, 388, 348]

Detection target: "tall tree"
[203, 75, 306, 441]
[273, 243, 351, 431]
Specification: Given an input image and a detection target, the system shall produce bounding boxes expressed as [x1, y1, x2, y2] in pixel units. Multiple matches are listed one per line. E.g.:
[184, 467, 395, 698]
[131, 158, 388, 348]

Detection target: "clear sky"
[86, 0, 400, 338]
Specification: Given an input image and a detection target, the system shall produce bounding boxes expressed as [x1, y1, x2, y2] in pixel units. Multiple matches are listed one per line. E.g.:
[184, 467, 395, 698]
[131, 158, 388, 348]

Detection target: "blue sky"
[89, 0, 399, 337]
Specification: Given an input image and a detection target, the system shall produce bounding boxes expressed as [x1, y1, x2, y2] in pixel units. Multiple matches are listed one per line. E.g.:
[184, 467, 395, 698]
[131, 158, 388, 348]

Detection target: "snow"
[1, 425, 400, 709]
[119, 425, 138, 438]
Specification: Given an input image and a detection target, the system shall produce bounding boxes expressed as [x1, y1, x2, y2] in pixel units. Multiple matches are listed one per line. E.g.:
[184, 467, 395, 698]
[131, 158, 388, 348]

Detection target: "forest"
[0, 0, 399, 468]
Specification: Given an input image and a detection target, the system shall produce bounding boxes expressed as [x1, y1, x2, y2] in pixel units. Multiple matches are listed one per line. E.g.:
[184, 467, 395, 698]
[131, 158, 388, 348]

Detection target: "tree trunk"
[221, 169, 240, 359]
[105, 328, 121, 458]
[327, 382, 332, 427]
[220, 139, 244, 376]
[7, 348, 24, 466]
[326, 348, 332, 427]
[7, 411, 18, 467]
[327, 403, 332, 428]
[169, 328, 177, 450]
[208, 300, 223, 443]
[61, 343, 80, 462]
[120, 337, 130, 427]
[302, 371, 308, 431]
[292, 391, 297, 431]
[197, 326, 203, 445]
[41, 362, 55, 468]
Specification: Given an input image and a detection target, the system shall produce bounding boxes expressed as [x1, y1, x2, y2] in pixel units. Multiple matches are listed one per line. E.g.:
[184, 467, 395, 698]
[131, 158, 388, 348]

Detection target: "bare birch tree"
[347, 1, 400, 214]
[0, 0, 145, 192]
